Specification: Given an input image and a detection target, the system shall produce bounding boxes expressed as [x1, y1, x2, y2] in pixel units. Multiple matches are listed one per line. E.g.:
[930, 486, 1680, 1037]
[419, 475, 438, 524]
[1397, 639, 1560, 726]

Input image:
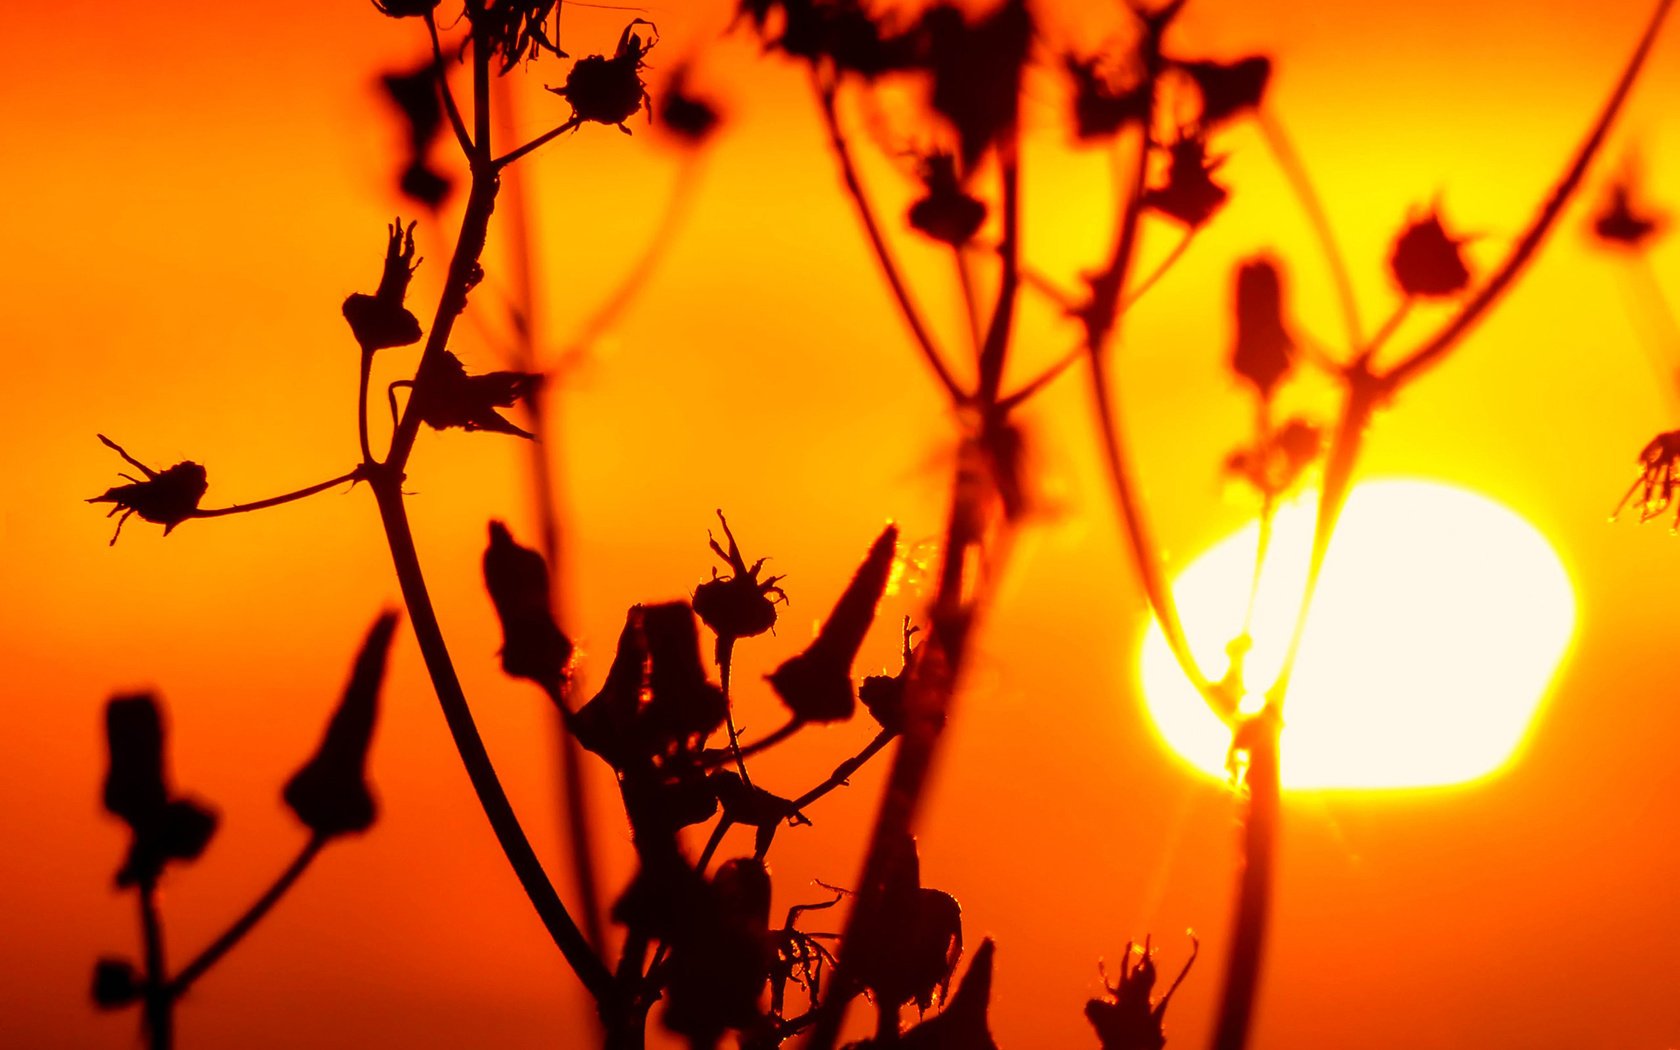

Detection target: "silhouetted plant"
[82, 0, 1677, 1047]
[93, 614, 396, 1049]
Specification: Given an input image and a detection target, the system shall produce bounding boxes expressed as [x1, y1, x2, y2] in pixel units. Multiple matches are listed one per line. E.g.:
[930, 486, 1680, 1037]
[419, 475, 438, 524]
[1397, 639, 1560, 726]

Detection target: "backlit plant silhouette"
[81, 0, 1674, 1048]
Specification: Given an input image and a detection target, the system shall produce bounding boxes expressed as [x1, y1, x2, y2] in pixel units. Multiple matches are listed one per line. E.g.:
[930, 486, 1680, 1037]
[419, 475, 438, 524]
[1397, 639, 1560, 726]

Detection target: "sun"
[1136, 479, 1576, 790]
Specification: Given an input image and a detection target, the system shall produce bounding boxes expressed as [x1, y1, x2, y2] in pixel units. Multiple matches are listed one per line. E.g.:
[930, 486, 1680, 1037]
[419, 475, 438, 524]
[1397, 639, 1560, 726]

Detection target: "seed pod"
[282, 612, 398, 839]
[1229, 257, 1295, 397]
[768, 524, 897, 724]
[1389, 208, 1470, 298]
[483, 522, 572, 690]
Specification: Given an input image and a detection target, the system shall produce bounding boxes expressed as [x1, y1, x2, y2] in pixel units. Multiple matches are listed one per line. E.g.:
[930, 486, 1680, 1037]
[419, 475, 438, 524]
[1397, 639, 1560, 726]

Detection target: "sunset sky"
[4, 0, 1680, 1046]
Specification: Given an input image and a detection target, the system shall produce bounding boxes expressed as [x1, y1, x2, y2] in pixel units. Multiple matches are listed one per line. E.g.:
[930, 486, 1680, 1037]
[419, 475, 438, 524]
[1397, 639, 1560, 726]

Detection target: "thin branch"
[790, 730, 893, 812]
[976, 131, 1022, 408]
[954, 246, 986, 354]
[357, 349, 376, 466]
[1208, 730, 1279, 1050]
[168, 836, 325, 999]
[997, 228, 1197, 413]
[138, 877, 173, 1050]
[190, 470, 363, 519]
[1086, 119, 1233, 723]
[1383, 0, 1675, 390]
[1255, 109, 1364, 350]
[813, 70, 967, 405]
[493, 118, 582, 170]
[425, 10, 475, 158]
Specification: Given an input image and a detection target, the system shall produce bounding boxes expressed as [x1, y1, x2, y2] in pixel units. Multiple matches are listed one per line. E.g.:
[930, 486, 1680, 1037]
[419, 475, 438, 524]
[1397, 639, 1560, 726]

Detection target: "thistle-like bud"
[1390, 208, 1471, 298]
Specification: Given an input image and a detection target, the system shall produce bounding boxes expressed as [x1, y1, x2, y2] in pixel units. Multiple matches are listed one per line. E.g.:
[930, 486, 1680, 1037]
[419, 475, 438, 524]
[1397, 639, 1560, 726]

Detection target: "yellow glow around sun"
[1138, 480, 1576, 790]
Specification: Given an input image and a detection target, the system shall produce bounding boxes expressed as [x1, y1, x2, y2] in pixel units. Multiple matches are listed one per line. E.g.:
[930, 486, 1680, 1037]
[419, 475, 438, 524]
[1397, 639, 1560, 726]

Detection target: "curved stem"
[1383, 0, 1674, 390]
[718, 639, 754, 785]
[357, 349, 375, 466]
[168, 836, 325, 999]
[813, 70, 966, 406]
[370, 475, 613, 1003]
[425, 10, 475, 158]
[976, 134, 1021, 408]
[1086, 122, 1231, 723]
[190, 470, 362, 519]
[1255, 109, 1363, 350]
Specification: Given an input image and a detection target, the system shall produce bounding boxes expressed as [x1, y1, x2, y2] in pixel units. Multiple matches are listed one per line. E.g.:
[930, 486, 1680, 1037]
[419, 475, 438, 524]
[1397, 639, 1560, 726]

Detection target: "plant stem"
[190, 470, 363, 519]
[137, 877, 172, 1050]
[1208, 730, 1278, 1050]
[425, 11, 475, 157]
[369, 473, 613, 1003]
[494, 119, 581, 171]
[790, 730, 892, 812]
[1255, 109, 1363, 350]
[813, 70, 966, 405]
[168, 836, 325, 998]
[357, 348, 376, 466]
[496, 91, 609, 958]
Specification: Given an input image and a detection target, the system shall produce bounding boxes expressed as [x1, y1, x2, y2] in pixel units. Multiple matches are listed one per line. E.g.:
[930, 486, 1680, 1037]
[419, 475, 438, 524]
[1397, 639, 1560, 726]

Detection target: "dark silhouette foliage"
[103, 695, 219, 888]
[1389, 208, 1471, 297]
[483, 522, 573, 689]
[1086, 936, 1198, 1050]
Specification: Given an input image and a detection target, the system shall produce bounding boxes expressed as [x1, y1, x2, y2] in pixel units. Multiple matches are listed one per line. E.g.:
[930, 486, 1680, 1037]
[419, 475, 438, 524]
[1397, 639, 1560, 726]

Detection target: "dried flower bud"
[1174, 56, 1271, 126]
[103, 694, 219, 885]
[1593, 179, 1664, 249]
[282, 612, 398, 839]
[1613, 429, 1680, 527]
[924, 0, 1033, 170]
[908, 152, 987, 247]
[87, 436, 207, 546]
[372, 0, 440, 18]
[572, 607, 649, 768]
[859, 617, 919, 735]
[643, 602, 728, 743]
[91, 958, 143, 1010]
[1085, 934, 1198, 1050]
[1142, 133, 1228, 229]
[343, 220, 423, 352]
[1389, 208, 1470, 298]
[484, 522, 572, 689]
[663, 857, 774, 1043]
[849, 831, 963, 1013]
[878, 939, 999, 1050]
[550, 20, 655, 134]
[1066, 55, 1150, 142]
[1229, 257, 1295, 397]
[768, 524, 898, 724]
[693, 510, 786, 646]
[472, 0, 566, 73]
[660, 65, 722, 145]
[410, 350, 540, 438]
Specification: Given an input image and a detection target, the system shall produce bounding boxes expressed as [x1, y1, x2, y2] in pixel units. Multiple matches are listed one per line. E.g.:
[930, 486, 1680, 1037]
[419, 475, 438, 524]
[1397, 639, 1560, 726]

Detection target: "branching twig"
[167, 836, 326, 999]
[190, 470, 363, 519]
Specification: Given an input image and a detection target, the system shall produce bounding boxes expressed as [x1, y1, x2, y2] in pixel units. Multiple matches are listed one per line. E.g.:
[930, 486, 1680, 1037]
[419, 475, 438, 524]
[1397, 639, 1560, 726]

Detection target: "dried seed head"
[1142, 133, 1228, 229]
[1389, 208, 1471, 298]
[1230, 257, 1295, 396]
[551, 20, 656, 133]
[908, 152, 988, 247]
[483, 522, 572, 689]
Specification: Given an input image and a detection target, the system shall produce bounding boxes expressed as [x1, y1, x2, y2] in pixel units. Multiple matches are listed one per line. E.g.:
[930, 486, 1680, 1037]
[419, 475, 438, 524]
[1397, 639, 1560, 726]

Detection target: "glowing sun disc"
[1137, 480, 1575, 789]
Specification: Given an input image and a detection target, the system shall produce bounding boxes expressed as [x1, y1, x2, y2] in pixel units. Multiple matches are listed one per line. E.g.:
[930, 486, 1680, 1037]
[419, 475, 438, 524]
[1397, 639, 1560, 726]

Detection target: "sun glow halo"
[1137, 480, 1575, 790]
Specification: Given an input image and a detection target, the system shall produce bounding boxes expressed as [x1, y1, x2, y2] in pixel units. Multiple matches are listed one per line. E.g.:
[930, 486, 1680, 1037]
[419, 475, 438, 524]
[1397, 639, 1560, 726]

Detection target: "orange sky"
[4, 0, 1680, 1046]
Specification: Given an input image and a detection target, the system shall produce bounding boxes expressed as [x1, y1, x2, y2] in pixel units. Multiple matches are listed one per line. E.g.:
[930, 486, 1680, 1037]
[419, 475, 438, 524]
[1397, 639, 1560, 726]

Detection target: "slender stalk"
[954, 247, 985, 354]
[168, 836, 325, 998]
[494, 119, 581, 171]
[1085, 119, 1232, 722]
[497, 89, 608, 957]
[137, 877, 172, 1050]
[813, 71, 967, 405]
[369, 474, 613, 1003]
[1255, 109, 1363, 350]
[790, 730, 892, 812]
[1383, 0, 1674, 390]
[1208, 731, 1278, 1050]
[718, 640, 754, 785]
[997, 229, 1197, 413]
[357, 348, 376, 466]
[190, 470, 362, 519]
[976, 134, 1021, 409]
[425, 11, 475, 158]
